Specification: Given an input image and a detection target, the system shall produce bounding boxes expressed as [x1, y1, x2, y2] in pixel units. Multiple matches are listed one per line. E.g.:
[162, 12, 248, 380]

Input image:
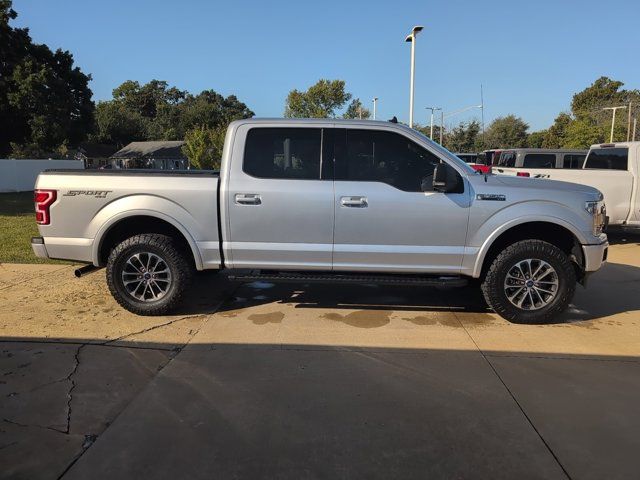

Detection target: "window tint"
[499, 152, 516, 167]
[523, 153, 556, 168]
[339, 129, 442, 192]
[584, 148, 628, 170]
[563, 154, 586, 169]
[243, 128, 321, 179]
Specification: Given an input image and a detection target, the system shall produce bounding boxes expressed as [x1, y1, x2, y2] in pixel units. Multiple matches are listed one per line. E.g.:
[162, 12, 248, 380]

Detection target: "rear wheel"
[481, 240, 576, 324]
[106, 234, 194, 315]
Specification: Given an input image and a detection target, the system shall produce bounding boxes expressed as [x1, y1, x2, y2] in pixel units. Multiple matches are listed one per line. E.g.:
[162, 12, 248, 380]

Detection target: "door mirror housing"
[431, 163, 462, 193]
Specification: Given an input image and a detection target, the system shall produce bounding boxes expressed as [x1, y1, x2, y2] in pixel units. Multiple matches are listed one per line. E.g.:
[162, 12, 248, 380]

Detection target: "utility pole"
[603, 106, 627, 143]
[405, 26, 424, 128]
[425, 107, 441, 139]
[440, 110, 444, 145]
[480, 84, 485, 147]
[633, 118, 637, 142]
[372, 97, 378, 120]
[627, 102, 633, 142]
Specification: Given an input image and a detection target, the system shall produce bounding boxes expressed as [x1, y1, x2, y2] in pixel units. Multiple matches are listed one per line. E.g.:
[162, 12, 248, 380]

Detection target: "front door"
[332, 128, 470, 273]
[226, 125, 334, 270]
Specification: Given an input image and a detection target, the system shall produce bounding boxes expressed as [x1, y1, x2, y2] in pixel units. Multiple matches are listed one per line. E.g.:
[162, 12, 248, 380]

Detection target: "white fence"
[0, 159, 84, 192]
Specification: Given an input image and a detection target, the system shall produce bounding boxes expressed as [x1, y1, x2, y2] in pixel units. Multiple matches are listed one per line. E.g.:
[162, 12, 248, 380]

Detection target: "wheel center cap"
[144, 273, 151, 280]
[526, 280, 534, 288]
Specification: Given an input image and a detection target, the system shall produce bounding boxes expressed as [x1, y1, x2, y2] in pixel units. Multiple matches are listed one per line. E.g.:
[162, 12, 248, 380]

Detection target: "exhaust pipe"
[74, 264, 101, 278]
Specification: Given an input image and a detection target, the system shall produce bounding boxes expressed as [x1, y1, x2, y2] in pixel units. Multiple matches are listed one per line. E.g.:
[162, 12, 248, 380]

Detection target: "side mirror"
[432, 163, 462, 193]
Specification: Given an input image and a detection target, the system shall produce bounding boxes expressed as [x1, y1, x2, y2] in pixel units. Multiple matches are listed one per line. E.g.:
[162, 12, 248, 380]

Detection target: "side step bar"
[227, 271, 468, 288]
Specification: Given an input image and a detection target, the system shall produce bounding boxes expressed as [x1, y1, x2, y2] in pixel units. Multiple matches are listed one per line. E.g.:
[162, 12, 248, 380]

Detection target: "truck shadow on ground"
[183, 260, 640, 325]
[606, 229, 640, 246]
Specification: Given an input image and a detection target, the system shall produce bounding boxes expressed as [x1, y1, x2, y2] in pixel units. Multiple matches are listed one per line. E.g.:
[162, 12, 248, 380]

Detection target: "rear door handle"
[340, 196, 368, 208]
[235, 193, 262, 205]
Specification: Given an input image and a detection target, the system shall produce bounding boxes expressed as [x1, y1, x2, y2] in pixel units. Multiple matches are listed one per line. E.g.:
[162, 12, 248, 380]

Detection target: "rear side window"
[499, 152, 516, 167]
[584, 148, 628, 170]
[338, 129, 441, 192]
[243, 128, 321, 179]
[563, 154, 586, 169]
[523, 154, 556, 168]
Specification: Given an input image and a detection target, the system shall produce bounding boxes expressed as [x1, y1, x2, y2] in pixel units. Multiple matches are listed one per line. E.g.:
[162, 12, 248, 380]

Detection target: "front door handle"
[235, 193, 262, 205]
[340, 196, 368, 208]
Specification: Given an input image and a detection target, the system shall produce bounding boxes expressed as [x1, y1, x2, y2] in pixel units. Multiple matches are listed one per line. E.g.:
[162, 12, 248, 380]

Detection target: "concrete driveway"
[1, 233, 639, 479]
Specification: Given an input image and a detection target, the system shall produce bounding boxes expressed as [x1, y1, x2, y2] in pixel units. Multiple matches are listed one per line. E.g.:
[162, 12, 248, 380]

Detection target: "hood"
[494, 175, 603, 200]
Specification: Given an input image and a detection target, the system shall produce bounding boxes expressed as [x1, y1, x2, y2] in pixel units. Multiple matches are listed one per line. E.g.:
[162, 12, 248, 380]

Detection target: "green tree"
[343, 98, 371, 119]
[1, 0, 94, 157]
[542, 112, 572, 148]
[445, 120, 480, 152]
[93, 81, 254, 146]
[484, 115, 529, 149]
[527, 130, 547, 148]
[181, 125, 226, 170]
[284, 79, 352, 118]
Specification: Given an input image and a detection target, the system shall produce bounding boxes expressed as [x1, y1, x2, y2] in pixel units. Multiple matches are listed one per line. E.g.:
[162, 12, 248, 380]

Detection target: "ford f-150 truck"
[32, 119, 609, 323]
[493, 142, 640, 229]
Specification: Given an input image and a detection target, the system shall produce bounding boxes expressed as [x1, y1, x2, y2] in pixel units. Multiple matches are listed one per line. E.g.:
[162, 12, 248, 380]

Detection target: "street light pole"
[372, 97, 378, 120]
[425, 107, 441, 139]
[405, 26, 424, 128]
[627, 102, 633, 142]
[440, 110, 444, 145]
[603, 106, 627, 143]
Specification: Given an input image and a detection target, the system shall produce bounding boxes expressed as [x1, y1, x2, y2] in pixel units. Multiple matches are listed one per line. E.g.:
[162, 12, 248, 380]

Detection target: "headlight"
[585, 201, 606, 236]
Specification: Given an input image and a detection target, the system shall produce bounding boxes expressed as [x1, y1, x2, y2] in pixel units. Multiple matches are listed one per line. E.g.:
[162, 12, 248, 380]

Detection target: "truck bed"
[34, 169, 222, 269]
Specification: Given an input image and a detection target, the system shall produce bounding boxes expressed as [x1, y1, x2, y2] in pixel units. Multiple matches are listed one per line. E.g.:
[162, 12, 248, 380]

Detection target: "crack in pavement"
[103, 314, 209, 347]
[2, 417, 67, 435]
[64, 344, 83, 435]
[453, 311, 573, 480]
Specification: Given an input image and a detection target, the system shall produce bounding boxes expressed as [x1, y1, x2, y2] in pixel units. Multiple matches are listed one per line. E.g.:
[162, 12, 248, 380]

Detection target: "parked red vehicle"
[455, 153, 491, 174]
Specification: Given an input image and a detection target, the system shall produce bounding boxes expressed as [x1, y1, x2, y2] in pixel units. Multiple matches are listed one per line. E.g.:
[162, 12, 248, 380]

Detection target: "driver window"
[341, 129, 440, 192]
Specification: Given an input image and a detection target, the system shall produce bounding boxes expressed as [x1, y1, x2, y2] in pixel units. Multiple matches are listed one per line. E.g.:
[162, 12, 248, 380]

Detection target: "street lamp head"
[405, 25, 424, 42]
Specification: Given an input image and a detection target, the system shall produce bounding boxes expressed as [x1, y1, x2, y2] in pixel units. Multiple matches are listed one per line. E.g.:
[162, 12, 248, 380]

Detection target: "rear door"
[225, 124, 334, 270]
[332, 128, 470, 273]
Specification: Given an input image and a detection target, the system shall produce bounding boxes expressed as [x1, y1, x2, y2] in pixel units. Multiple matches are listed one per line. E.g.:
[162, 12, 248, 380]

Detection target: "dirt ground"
[1, 232, 639, 479]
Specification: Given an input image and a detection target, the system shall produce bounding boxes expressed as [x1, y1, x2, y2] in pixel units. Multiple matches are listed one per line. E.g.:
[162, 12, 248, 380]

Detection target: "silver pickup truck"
[32, 119, 608, 323]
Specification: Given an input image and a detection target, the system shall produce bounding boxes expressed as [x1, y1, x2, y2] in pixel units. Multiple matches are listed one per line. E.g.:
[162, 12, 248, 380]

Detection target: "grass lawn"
[0, 192, 67, 264]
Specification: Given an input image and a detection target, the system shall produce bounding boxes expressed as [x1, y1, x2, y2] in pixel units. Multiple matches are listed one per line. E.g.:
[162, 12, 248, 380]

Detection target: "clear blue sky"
[13, 0, 640, 131]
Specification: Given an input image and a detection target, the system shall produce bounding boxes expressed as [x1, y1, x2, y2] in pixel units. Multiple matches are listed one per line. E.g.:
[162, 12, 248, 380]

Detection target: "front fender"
[468, 201, 591, 278]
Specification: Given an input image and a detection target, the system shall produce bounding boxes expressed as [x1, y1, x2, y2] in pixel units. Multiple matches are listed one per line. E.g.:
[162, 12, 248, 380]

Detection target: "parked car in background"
[455, 153, 491, 174]
[493, 149, 587, 171]
[32, 119, 608, 324]
[494, 142, 640, 229]
[455, 153, 478, 163]
[478, 149, 501, 166]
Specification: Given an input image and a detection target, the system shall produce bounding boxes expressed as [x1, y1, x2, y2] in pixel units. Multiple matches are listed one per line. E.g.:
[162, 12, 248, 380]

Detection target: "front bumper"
[582, 241, 608, 272]
[31, 237, 49, 259]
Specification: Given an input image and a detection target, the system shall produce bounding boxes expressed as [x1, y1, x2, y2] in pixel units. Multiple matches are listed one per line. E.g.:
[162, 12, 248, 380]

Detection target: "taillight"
[517, 172, 530, 177]
[34, 189, 57, 225]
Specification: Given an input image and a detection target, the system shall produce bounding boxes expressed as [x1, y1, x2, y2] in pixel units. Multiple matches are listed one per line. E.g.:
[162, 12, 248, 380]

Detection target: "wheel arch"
[474, 219, 584, 280]
[93, 211, 202, 270]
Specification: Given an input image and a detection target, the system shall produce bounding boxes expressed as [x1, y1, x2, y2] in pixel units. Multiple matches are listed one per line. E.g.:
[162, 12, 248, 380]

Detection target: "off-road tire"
[481, 239, 576, 324]
[106, 234, 194, 315]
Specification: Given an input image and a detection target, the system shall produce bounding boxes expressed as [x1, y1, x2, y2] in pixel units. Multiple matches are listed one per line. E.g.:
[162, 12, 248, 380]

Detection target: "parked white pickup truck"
[494, 142, 640, 228]
[32, 119, 608, 323]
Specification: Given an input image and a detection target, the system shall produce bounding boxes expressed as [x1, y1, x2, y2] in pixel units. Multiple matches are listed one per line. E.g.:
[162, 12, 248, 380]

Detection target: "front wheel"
[481, 240, 576, 324]
[106, 234, 194, 315]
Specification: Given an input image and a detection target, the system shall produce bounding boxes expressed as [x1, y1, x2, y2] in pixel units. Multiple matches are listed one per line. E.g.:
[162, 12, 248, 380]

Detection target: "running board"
[228, 271, 468, 287]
